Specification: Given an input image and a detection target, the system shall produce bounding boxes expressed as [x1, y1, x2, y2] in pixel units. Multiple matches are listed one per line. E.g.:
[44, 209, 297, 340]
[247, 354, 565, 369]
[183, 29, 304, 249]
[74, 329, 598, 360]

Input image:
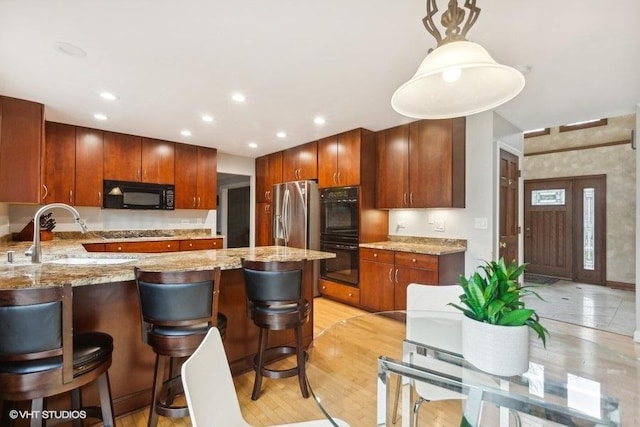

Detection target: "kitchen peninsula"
[0, 237, 333, 416]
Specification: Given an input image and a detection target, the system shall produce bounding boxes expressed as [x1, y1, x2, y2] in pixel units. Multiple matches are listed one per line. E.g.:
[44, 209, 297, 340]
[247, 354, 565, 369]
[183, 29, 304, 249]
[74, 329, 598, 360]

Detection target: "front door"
[499, 149, 520, 264]
[524, 175, 606, 284]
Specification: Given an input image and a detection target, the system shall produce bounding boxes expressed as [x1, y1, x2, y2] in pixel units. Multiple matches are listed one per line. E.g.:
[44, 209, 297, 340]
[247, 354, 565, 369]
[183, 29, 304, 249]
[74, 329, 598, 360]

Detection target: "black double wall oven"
[320, 186, 359, 286]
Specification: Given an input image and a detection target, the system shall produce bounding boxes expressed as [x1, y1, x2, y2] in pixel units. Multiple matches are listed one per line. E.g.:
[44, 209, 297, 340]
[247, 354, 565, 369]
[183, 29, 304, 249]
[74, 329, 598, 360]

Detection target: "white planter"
[462, 315, 529, 376]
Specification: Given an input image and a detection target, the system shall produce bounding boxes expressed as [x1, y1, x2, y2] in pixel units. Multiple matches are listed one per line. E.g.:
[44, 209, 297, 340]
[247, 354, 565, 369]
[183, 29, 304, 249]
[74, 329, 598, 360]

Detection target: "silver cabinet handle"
[69, 190, 73, 204]
[403, 193, 408, 206]
[42, 184, 48, 201]
[394, 268, 399, 283]
[98, 191, 102, 205]
[410, 192, 414, 206]
[388, 268, 393, 283]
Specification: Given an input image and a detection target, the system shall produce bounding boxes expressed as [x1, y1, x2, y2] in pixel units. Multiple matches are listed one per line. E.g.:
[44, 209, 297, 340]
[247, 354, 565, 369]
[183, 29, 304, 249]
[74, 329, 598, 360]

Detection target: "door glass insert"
[531, 189, 565, 206]
[583, 188, 595, 270]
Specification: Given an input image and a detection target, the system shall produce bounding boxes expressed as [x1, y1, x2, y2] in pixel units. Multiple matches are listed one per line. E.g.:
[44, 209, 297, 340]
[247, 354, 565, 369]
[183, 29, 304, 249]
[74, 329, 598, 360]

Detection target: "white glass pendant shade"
[391, 41, 525, 119]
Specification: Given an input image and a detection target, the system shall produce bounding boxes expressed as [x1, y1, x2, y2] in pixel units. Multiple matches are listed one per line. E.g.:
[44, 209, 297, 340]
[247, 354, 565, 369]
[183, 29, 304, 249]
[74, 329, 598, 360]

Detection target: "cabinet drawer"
[319, 278, 360, 305]
[394, 252, 438, 270]
[104, 240, 177, 253]
[179, 238, 222, 251]
[359, 247, 394, 263]
[82, 243, 106, 253]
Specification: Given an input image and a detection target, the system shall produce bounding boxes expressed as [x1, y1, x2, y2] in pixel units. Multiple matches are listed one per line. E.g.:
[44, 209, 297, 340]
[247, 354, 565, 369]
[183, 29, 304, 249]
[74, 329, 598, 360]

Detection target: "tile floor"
[524, 279, 636, 336]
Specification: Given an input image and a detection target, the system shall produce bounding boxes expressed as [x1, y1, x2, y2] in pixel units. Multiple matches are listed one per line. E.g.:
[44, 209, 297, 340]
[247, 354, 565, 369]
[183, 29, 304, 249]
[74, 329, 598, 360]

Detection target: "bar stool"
[0, 284, 115, 427]
[241, 259, 310, 401]
[134, 267, 226, 427]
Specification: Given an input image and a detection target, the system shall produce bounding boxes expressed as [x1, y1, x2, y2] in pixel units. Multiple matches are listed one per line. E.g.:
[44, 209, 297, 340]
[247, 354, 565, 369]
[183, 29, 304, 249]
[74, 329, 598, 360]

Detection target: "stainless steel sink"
[46, 257, 136, 265]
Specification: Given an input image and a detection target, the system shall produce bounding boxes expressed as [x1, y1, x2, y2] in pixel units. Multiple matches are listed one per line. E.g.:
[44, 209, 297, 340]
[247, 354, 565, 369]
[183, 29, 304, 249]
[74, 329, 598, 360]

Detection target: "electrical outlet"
[474, 217, 488, 229]
[434, 219, 445, 232]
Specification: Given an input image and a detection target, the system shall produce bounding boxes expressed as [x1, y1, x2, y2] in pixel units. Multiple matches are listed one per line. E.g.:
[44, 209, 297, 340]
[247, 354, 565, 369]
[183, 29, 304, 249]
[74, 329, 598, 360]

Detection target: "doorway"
[217, 173, 251, 248]
[499, 149, 519, 264]
[524, 175, 606, 284]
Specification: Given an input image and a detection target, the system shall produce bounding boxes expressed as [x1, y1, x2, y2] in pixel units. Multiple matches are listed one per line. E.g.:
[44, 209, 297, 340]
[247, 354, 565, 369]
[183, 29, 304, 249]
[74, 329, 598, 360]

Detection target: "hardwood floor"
[113, 297, 640, 426]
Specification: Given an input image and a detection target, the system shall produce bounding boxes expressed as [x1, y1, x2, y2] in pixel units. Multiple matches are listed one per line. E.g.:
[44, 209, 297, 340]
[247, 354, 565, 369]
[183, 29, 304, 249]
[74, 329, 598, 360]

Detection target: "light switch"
[434, 219, 445, 232]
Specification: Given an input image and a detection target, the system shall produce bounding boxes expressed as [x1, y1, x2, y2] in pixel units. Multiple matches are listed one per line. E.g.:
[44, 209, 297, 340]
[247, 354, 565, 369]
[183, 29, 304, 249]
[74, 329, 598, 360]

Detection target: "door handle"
[499, 241, 507, 249]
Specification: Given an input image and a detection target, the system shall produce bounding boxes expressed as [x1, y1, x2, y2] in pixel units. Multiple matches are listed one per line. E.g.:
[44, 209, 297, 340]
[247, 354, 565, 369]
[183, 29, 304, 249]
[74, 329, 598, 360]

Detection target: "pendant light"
[391, 0, 525, 119]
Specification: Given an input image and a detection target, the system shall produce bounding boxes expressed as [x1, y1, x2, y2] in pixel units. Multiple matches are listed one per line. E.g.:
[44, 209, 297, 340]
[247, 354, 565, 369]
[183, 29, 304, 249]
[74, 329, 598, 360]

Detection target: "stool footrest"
[254, 346, 309, 379]
[154, 375, 189, 418]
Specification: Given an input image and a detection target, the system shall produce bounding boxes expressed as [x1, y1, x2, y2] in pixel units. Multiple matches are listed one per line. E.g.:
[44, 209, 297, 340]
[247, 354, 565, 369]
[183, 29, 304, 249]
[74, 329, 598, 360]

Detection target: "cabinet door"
[283, 141, 317, 182]
[0, 96, 44, 203]
[75, 127, 104, 206]
[255, 202, 272, 246]
[360, 259, 395, 311]
[104, 131, 142, 181]
[336, 129, 361, 187]
[196, 147, 217, 209]
[317, 135, 338, 188]
[104, 240, 177, 253]
[141, 138, 175, 184]
[376, 124, 409, 208]
[255, 152, 282, 202]
[174, 143, 198, 208]
[409, 118, 465, 207]
[44, 122, 76, 204]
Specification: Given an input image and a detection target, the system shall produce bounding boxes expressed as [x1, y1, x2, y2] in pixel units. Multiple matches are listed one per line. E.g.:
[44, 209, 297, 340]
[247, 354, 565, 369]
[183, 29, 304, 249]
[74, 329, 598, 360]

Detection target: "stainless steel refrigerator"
[272, 180, 320, 294]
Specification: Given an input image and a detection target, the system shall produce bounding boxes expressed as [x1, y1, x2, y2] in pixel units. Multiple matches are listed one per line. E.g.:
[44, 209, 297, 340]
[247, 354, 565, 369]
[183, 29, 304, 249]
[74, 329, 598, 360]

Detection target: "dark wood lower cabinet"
[321, 248, 464, 312]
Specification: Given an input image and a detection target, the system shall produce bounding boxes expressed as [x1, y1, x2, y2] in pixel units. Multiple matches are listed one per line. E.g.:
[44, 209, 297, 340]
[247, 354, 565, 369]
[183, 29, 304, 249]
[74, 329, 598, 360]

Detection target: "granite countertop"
[0, 239, 334, 290]
[359, 236, 467, 256]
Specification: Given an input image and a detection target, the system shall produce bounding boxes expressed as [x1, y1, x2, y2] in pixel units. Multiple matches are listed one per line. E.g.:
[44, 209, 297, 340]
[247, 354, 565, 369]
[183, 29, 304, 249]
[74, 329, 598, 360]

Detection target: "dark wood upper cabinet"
[103, 131, 142, 182]
[376, 124, 410, 208]
[44, 122, 76, 205]
[317, 128, 373, 188]
[196, 146, 217, 209]
[141, 137, 175, 184]
[75, 127, 104, 206]
[0, 96, 44, 203]
[376, 118, 465, 208]
[104, 133, 174, 184]
[174, 143, 217, 209]
[43, 123, 104, 207]
[409, 118, 465, 208]
[255, 152, 282, 202]
[282, 140, 317, 182]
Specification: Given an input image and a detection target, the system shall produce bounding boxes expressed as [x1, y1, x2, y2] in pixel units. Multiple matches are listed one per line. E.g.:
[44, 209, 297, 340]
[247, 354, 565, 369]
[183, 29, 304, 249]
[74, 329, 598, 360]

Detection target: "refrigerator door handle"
[283, 188, 291, 245]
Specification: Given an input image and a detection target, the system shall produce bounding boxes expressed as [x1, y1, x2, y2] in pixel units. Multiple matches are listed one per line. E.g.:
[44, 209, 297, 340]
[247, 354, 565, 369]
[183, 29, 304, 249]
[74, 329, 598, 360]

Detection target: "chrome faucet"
[25, 203, 88, 263]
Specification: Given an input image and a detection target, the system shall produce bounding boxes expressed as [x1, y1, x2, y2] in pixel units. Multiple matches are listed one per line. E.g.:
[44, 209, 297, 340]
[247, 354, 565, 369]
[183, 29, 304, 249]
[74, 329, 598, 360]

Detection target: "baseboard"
[606, 280, 635, 291]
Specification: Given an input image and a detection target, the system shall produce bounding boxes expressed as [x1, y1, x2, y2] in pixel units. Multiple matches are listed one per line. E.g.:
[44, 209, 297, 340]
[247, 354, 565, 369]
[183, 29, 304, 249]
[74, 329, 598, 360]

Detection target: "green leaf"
[460, 416, 474, 427]
[497, 308, 534, 326]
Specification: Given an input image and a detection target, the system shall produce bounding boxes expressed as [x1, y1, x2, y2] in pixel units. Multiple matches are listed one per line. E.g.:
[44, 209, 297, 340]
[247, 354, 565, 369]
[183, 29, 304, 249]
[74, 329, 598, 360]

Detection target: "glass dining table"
[305, 311, 639, 426]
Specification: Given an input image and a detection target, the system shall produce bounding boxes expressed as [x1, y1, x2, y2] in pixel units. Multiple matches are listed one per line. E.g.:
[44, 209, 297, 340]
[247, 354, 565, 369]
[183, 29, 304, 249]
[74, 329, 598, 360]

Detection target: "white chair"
[181, 327, 349, 427]
[393, 283, 466, 426]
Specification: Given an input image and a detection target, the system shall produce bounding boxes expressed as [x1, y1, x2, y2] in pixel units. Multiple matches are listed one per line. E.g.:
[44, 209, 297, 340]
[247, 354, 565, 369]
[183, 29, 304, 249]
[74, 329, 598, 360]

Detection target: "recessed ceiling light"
[314, 116, 326, 125]
[181, 130, 192, 137]
[248, 142, 258, 148]
[54, 41, 87, 58]
[231, 93, 246, 102]
[202, 115, 214, 122]
[93, 113, 108, 121]
[100, 92, 118, 100]
[276, 131, 287, 138]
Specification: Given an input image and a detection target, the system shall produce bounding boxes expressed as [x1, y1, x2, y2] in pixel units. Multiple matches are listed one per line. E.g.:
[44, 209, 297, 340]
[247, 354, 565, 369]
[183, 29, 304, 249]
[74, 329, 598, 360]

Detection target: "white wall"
[635, 104, 640, 343]
[389, 111, 519, 277]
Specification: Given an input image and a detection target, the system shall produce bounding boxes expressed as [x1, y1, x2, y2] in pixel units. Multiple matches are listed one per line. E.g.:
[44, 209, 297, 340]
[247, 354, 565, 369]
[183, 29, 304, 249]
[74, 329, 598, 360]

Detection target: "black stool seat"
[135, 267, 225, 427]
[0, 285, 115, 427]
[242, 259, 310, 401]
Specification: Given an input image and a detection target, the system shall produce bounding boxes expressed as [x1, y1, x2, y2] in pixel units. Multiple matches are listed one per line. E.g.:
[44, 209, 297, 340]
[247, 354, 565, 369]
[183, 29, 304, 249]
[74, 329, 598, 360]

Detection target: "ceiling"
[1, 1, 638, 159]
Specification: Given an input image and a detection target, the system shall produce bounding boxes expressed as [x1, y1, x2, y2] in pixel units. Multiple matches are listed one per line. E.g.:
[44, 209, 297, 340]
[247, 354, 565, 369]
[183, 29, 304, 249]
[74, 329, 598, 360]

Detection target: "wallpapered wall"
[523, 114, 636, 285]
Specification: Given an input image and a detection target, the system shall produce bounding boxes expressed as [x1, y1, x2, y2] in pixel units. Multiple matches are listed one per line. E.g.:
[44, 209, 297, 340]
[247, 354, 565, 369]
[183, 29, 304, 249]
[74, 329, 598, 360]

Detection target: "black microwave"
[103, 180, 174, 210]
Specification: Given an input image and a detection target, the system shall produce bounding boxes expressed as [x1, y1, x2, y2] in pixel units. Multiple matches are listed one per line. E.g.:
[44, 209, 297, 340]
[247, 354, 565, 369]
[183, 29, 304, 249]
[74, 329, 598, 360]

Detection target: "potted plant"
[449, 257, 549, 377]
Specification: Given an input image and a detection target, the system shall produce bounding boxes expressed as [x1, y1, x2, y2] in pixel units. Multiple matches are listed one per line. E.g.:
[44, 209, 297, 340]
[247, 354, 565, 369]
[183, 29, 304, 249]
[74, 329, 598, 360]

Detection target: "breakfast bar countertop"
[0, 239, 335, 290]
